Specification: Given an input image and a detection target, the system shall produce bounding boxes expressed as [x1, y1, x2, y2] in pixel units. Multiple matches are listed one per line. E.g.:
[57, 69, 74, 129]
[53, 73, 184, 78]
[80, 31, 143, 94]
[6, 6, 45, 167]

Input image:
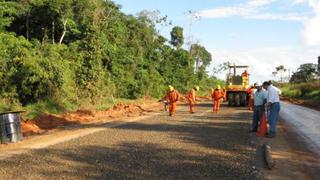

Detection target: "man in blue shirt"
[250, 82, 268, 132]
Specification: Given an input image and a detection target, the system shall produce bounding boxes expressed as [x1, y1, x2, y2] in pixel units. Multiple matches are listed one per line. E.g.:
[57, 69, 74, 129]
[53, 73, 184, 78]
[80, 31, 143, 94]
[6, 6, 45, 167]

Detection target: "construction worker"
[242, 70, 249, 87]
[212, 85, 224, 112]
[247, 85, 255, 111]
[163, 85, 180, 116]
[187, 86, 199, 113]
[250, 82, 268, 133]
[263, 81, 281, 138]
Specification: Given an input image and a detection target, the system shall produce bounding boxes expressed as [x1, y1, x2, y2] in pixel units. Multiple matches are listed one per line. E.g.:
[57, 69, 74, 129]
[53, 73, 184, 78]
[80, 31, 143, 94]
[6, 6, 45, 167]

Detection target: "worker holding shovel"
[162, 85, 181, 116]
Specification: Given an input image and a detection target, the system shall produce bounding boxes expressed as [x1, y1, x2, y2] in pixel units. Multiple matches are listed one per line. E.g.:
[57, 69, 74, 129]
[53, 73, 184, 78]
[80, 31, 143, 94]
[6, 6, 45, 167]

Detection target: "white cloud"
[293, 0, 306, 4]
[302, 0, 320, 46]
[208, 47, 319, 83]
[248, 12, 308, 21]
[198, 0, 307, 22]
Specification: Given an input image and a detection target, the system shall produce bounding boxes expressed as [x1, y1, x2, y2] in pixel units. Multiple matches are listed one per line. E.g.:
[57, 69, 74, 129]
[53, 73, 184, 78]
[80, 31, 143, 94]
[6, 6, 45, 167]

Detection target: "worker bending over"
[187, 86, 199, 113]
[247, 85, 255, 111]
[212, 85, 224, 112]
[163, 85, 180, 116]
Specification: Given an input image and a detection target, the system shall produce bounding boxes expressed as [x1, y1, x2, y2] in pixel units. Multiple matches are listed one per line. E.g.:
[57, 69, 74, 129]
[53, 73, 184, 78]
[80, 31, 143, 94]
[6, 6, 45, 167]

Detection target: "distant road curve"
[280, 102, 320, 154]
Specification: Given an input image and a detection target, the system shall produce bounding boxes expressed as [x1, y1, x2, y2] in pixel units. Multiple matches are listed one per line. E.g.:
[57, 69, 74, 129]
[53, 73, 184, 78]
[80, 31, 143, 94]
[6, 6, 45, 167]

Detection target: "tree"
[212, 62, 230, 75]
[0, 0, 219, 109]
[170, 26, 184, 49]
[290, 63, 317, 83]
[0, 1, 19, 31]
[190, 43, 212, 72]
[275, 65, 287, 82]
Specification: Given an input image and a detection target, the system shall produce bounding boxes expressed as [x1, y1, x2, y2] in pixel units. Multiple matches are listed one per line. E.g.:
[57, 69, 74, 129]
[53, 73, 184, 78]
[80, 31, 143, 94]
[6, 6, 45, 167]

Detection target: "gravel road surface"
[0, 103, 260, 180]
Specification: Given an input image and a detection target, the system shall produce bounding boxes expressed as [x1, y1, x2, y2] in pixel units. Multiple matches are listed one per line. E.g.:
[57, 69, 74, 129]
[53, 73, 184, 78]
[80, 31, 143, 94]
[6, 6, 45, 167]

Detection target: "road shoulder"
[254, 119, 320, 180]
[0, 112, 160, 160]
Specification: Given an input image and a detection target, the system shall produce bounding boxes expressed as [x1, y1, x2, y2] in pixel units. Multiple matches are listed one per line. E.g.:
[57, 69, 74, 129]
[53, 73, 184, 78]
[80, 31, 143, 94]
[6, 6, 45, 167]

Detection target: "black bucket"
[0, 111, 24, 144]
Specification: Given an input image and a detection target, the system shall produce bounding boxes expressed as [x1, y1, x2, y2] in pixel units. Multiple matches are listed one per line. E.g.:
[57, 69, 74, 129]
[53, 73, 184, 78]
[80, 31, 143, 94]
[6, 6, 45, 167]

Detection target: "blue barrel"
[0, 111, 24, 144]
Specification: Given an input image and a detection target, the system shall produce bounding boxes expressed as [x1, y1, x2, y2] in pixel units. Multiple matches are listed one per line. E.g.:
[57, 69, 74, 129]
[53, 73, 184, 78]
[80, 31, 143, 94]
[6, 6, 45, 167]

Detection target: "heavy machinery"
[226, 64, 250, 106]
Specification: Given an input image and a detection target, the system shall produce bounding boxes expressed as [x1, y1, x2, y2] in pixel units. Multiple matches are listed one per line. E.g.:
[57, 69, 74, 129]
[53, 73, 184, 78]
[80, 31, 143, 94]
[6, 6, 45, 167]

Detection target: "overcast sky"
[113, 0, 320, 83]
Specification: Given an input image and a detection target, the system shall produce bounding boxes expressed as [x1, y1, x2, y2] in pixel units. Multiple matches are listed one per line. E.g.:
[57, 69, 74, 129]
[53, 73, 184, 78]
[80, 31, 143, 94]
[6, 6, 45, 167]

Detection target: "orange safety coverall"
[165, 90, 180, 116]
[247, 87, 255, 111]
[212, 89, 224, 112]
[187, 89, 196, 113]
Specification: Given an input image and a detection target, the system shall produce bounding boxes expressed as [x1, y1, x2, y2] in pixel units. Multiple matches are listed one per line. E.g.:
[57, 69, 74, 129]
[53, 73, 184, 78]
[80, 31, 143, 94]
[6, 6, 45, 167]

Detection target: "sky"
[113, 0, 320, 83]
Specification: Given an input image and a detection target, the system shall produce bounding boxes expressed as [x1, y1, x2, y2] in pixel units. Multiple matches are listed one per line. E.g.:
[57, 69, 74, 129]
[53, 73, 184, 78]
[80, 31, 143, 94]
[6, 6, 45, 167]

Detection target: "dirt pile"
[20, 121, 44, 136]
[21, 100, 161, 137]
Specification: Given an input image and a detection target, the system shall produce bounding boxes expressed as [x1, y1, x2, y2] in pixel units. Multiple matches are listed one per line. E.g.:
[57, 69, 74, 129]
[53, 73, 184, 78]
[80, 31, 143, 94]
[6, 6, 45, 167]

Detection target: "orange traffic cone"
[257, 113, 268, 137]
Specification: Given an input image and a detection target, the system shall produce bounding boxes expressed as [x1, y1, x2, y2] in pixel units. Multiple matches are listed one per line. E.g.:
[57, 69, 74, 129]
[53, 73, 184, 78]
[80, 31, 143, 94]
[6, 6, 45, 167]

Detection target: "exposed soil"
[21, 100, 162, 137]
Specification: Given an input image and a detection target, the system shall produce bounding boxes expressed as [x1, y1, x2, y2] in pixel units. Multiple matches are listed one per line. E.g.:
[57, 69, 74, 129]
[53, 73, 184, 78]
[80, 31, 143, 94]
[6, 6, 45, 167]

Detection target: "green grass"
[278, 80, 320, 102]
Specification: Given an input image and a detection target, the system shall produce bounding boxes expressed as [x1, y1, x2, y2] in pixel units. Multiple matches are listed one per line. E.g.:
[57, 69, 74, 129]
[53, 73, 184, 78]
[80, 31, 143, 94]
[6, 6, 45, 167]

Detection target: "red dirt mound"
[20, 100, 162, 137]
[21, 121, 44, 136]
[32, 114, 78, 130]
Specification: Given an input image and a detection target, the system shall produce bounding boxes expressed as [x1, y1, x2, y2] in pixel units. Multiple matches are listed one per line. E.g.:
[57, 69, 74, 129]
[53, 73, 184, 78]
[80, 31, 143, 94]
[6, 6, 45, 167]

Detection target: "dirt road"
[0, 103, 261, 179]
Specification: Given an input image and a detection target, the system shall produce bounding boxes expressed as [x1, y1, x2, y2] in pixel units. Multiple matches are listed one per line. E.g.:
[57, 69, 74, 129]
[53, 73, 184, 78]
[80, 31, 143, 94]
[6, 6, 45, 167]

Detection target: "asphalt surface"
[0, 103, 260, 180]
[280, 102, 320, 154]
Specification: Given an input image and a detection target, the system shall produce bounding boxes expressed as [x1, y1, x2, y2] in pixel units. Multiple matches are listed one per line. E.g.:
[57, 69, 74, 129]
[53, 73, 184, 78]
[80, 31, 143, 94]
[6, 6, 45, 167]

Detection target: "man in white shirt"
[262, 81, 281, 138]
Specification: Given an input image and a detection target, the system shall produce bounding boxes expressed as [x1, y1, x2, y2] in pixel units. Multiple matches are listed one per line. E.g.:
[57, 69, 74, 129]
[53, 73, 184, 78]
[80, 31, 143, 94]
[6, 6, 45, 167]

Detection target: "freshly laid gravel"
[0, 103, 261, 180]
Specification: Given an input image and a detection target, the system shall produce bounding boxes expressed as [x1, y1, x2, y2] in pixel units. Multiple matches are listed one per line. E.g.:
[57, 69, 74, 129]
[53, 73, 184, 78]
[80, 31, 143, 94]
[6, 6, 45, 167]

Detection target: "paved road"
[280, 102, 320, 154]
[0, 103, 260, 179]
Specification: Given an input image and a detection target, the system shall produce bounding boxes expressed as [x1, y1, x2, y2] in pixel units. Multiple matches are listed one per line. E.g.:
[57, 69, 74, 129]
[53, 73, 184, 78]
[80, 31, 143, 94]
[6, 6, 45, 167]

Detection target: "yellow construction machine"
[226, 64, 250, 106]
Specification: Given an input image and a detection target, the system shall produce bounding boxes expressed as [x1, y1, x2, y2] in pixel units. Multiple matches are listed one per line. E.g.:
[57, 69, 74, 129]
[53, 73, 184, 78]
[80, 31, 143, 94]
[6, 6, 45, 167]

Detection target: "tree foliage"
[170, 26, 184, 49]
[0, 0, 219, 108]
[290, 63, 318, 83]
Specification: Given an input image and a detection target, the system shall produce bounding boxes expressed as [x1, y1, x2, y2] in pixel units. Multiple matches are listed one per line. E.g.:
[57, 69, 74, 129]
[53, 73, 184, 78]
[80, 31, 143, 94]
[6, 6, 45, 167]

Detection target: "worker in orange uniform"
[247, 85, 255, 111]
[187, 86, 199, 113]
[212, 85, 224, 112]
[163, 85, 180, 116]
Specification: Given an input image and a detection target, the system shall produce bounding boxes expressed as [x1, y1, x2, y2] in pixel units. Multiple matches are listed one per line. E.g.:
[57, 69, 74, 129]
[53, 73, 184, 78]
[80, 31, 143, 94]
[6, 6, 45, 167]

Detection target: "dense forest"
[0, 0, 222, 113]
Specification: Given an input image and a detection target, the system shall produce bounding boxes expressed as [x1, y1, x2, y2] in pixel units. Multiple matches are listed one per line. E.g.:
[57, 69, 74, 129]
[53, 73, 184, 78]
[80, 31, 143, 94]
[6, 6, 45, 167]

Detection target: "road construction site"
[0, 101, 319, 179]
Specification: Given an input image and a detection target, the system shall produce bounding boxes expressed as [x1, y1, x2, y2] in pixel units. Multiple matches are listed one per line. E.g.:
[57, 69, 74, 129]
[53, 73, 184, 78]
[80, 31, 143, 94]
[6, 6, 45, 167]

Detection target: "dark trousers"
[252, 105, 265, 131]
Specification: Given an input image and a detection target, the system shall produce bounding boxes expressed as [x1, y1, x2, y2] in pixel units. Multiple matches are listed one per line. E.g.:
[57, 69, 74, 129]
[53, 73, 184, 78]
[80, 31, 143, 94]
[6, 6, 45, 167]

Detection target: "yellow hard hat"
[217, 85, 221, 90]
[194, 86, 200, 91]
[168, 85, 174, 91]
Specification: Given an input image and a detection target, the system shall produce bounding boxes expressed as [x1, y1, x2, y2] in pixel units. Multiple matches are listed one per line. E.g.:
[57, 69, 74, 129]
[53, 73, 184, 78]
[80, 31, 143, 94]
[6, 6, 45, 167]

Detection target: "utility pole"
[186, 10, 201, 48]
[186, 10, 201, 72]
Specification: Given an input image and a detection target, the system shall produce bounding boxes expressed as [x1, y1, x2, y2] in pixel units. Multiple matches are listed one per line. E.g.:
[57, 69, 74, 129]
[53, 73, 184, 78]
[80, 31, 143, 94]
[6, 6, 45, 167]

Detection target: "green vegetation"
[276, 59, 320, 104]
[279, 80, 320, 101]
[0, 0, 222, 118]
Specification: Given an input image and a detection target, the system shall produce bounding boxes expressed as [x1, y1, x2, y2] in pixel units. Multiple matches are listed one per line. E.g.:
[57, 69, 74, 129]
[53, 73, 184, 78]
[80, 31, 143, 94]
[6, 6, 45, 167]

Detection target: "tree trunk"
[26, 11, 30, 40]
[59, 20, 67, 44]
[52, 21, 55, 44]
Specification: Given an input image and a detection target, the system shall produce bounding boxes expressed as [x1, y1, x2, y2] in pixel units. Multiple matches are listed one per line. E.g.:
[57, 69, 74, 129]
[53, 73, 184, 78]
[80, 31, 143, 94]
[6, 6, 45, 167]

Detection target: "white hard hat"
[254, 82, 262, 87]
